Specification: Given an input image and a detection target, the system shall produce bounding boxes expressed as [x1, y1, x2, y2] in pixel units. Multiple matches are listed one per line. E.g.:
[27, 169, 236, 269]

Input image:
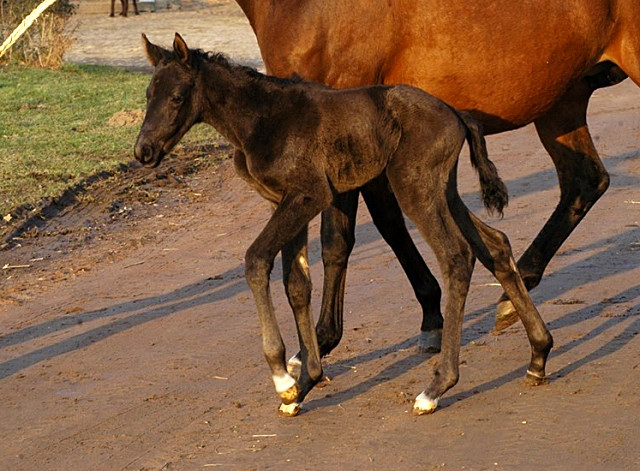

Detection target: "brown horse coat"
[236, 0, 640, 351]
[134, 34, 552, 415]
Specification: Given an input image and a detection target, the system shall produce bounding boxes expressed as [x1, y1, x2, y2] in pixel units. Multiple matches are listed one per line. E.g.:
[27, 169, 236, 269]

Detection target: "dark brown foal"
[134, 34, 553, 416]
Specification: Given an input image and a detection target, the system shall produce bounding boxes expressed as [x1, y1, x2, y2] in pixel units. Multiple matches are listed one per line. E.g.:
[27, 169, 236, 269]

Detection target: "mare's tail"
[457, 111, 508, 216]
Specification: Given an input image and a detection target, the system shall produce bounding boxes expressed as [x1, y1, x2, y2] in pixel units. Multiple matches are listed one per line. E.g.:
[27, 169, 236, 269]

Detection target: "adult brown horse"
[110, 0, 138, 17]
[235, 0, 639, 357]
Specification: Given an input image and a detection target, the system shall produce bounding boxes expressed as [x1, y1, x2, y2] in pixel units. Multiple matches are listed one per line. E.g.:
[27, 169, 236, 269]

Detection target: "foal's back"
[296, 84, 465, 193]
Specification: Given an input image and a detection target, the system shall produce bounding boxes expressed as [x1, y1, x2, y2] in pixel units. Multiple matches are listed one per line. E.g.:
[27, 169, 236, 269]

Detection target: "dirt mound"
[107, 109, 145, 127]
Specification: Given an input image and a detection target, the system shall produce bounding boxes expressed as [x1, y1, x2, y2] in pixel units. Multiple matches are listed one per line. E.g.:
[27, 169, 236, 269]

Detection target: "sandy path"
[1, 3, 640, 470]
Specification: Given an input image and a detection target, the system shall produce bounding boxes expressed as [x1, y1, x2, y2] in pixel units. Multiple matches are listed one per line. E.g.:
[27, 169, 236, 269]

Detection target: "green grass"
[0, 64, 219, 218]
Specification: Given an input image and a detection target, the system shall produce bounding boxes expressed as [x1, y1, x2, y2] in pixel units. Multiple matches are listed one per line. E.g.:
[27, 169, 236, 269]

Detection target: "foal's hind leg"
[386, 168, 473, 414]
[361, 175, 443, 352]
[451, 198, 554, 382]
[408, 211, 473, 414]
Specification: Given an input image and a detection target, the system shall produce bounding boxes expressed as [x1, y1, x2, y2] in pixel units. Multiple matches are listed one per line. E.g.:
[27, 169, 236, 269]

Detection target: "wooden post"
[0, 0, 61, 59]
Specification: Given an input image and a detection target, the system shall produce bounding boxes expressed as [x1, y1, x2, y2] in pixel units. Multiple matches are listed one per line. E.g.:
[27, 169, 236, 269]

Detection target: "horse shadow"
[2, 228, 637, 415]
[304, 282, 639, 413]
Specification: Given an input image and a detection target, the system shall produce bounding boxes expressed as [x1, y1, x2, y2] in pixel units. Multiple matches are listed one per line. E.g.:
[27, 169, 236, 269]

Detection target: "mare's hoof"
[417, 329, 442, 353]
[278, 402, 300, 417]
[412, 392, 438, 415]
[495, 299, 520, 331]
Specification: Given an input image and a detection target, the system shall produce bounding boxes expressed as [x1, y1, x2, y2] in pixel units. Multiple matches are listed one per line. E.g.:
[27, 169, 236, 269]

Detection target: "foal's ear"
[141, 33, 167, 67]
[173, 33, 190, 65]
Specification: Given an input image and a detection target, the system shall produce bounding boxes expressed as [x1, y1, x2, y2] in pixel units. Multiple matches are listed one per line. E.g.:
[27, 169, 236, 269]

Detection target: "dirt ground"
[2, 3, 640, 470]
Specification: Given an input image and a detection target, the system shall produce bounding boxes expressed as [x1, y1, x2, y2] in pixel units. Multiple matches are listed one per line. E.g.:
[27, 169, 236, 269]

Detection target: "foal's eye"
[171, 94, 184, 104]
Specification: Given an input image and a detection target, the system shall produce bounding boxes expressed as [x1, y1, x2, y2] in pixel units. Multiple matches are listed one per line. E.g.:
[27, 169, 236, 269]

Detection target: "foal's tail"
[458, 111, 508, 216]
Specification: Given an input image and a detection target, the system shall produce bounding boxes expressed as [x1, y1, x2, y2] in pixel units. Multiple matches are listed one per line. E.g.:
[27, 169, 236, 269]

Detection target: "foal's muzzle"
[134, 140, 165, 168]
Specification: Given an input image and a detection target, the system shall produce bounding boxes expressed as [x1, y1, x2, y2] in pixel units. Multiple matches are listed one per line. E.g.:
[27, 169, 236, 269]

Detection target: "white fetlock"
[273, 373, 299, 404]
[278, 402, 301, 417]
[413, 391, 438, 415]
[287, 354, 302, 376]
[273, 373, 297, 394]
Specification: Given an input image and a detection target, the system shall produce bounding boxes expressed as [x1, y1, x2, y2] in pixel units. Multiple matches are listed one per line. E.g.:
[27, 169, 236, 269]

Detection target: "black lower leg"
[362, 176, 443, 349]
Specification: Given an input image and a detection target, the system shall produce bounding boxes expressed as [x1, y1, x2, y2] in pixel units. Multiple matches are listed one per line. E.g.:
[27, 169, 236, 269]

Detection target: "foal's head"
[134, 33, 203, 167]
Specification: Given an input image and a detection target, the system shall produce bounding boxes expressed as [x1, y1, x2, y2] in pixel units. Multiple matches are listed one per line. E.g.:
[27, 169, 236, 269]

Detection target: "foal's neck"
[198, 56, 303, 151]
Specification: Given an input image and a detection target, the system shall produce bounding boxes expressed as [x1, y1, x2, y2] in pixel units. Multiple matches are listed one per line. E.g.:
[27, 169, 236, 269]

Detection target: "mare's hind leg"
[245, 191, 330, 416]
[496, 79, 608, 330]
[451, 198, 553, 382]
[361, 175, 443, 352]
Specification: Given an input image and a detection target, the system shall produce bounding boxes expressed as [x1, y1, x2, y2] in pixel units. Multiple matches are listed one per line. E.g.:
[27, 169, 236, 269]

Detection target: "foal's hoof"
[279, 383, 300, 405]
[286, 354, 302, 378]
[278, 402, 301, 417]
[495, 299, 520, 331]
[524, 370, 547, 386]
[417, 329, 442, 353]
[412, 392, 438, 415]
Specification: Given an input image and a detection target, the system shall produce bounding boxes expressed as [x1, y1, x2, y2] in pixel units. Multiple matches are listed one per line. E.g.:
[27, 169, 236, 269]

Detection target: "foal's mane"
[187, 47, 305, 88]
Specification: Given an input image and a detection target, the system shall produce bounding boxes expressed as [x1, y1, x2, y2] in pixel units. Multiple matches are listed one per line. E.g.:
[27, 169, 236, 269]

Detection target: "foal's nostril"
[135, 143, 154, 164]
[141, 145, 153, 163]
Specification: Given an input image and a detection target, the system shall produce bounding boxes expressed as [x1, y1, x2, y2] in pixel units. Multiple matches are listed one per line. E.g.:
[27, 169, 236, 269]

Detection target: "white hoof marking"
[272, 373, 297, 394]
[278, 402, 300, 417]
[287, 354, 302, 367]
[413, 391, 438, 415]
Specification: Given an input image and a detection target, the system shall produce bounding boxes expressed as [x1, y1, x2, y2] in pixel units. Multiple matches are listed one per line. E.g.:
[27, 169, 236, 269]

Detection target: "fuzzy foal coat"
[134, 35, 552, 416]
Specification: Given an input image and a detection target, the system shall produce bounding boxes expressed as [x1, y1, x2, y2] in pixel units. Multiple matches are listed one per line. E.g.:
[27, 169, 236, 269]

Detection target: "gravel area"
[65, 0, 263, 70]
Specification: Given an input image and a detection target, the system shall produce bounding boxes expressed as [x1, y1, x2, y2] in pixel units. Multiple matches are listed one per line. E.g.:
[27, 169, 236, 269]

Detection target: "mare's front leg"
[496, 79, 608, 330]
[361, 175, 444, 352]
[245, 191, 330, 416]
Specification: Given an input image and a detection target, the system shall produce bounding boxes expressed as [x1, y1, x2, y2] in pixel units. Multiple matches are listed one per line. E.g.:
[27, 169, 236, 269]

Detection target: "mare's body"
[235, 0, 640, 352]
[134, 34, 553, 415]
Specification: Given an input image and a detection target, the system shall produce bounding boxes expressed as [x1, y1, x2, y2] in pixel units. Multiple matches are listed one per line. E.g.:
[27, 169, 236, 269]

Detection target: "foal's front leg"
[281, 225, 322, 413]
[314, 191, 358, 357]
[245, 191, 330, 416]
